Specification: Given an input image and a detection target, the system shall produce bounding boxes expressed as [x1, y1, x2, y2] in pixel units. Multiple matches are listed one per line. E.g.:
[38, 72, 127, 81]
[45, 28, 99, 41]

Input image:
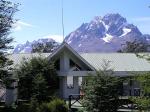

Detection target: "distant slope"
[13, 38, 59, 53]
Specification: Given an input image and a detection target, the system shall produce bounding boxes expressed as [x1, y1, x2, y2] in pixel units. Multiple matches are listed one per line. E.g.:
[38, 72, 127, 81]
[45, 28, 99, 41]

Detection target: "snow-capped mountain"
[14, 13, 150, 53]
[65, 13, 149, 52]
[13, 38, 59, 53]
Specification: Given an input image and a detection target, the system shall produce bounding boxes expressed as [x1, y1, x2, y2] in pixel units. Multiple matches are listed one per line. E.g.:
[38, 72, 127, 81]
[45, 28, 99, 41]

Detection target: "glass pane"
[67, 76, 74, 89]
[78, 77, 82, 86]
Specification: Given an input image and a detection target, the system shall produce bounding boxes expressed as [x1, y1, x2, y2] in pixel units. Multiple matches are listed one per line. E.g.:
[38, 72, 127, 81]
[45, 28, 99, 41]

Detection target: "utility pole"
[61, 0, 65, 41]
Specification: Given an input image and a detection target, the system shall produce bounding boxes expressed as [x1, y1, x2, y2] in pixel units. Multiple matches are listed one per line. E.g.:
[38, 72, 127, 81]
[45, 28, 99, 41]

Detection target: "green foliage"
[32, 73, 48, 102]
[38, 98, 68, 112]
[16, 103, 31, 112]
[130, 72, 150, 111]
[82, 63, 122, 112]
[32, 41, 59, 53]
[130, 97, 150, 111]
[0, 106, 17, 112]
[16, 56, 58, 102]
[136, 73, 150, 95]
[129, 54, 150, 111]
[118, 39, 149, 53]
[76, 108, 84, 112]
[0, 0, 18, 82]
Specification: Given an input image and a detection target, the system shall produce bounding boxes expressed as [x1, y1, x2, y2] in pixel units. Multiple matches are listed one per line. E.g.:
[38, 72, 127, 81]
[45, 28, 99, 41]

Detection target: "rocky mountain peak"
[65, 13, 149, 52]
[13, 13, 150, 53]
[13, 38, 59, 53]
[102, 13, 127, 25]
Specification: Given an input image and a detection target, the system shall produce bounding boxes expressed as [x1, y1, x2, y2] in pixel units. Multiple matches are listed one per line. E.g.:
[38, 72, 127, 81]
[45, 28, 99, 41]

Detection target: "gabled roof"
[81, 53, 150, 72]
[48, 42, 96, 71]
[7, 43, 150, 73]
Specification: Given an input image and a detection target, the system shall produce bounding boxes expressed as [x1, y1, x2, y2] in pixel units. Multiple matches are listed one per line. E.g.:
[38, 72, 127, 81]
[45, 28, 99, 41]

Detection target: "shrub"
[17, 56, 59, 102]
[38, 98, 68, 112]
[82, 63, 122, 112]
[16, 98, 39, 112]
[16, 103, 31, 112]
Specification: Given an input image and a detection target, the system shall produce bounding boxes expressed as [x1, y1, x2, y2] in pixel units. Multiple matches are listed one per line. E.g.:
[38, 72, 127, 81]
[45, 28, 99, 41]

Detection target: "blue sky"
[11, 0, 150, 44]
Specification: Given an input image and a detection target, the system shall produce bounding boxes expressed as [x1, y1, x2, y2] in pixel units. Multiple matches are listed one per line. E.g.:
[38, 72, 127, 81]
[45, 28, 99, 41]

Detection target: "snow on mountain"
[13, 13, 150, 53]
[102, 34, 113, 43]
[13, 36, 60, 53]
[120, 27, 131, 37]
[65, 13, 149, 52]
[41, 35, 63, 43]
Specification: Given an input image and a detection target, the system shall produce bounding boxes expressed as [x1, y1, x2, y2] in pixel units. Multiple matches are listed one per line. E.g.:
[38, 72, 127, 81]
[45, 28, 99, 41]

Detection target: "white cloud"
[17, 21, 34, 27]
[42, 35, 64, 43]
[13, 21, 35, 31]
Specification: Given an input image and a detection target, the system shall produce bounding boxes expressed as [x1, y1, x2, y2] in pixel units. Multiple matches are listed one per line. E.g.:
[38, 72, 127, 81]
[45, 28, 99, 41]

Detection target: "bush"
[16, 103, 31, 112]
[82, 66, 122, 112]
[38, 99, 68, 112]
[0, 106, 17, 112]
[130, 97, 150, 111]
[17, 56, 59, 102]
[16, 98, 39, 112]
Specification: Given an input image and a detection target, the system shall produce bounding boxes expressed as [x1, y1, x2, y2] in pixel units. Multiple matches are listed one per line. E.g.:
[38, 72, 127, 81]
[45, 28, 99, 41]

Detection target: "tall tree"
[130, 73, 150, 111]
[129, 54, 150, 111]
[0, 0, 18, 81]
[16, 56, 59, 102]
[82, 61, 122, 112]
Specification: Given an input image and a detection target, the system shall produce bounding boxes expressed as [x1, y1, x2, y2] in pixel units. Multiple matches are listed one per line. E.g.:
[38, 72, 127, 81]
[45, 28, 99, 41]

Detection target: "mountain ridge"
[13, 13, 150, 53]
[65, 13, 149, 52]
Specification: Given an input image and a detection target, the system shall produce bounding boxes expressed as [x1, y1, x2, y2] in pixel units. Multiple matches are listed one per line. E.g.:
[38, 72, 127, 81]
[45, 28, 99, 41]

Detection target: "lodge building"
[1, 42, 150, 105]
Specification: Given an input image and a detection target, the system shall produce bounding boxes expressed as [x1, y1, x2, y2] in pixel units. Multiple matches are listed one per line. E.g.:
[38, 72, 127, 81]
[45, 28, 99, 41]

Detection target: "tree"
[38, 99, 68, 112]
[130, 72, 150, 111]
[32, 41, 59, 53]
[82, 61, 122, 112]
[32, 73, 48, 103]
[118, 39, 149, 53]
[129, 54, 150, 111]
[16, 56, 59, 102]
[0, 0, 18, 81]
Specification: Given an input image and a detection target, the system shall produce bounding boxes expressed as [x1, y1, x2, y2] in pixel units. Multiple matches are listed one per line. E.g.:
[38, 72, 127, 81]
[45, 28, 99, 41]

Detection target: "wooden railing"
[68, 94, 84, 110]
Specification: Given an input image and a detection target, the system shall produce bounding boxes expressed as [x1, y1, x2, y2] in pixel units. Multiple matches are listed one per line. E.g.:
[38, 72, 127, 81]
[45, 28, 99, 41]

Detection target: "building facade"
[1, 42, 150, 101]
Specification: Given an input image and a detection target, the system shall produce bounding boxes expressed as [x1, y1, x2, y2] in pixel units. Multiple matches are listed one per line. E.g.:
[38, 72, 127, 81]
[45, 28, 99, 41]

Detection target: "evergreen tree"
[0, 0, 18, 81]
[83, 62, 121, 112]
[16, 56, 58, 102]
[130, 72, 150, 111]
[129, 54, 150, 111]
[32, 73, 48, 103]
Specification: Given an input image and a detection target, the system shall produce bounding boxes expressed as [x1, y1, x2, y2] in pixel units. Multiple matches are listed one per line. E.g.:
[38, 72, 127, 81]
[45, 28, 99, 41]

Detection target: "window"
[70, 66, 80, 71]
[67, 76, 74, 89]
[78, 77, 82, 86]
[69, 59, 81, 71]
[134, 88, 140, 96]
